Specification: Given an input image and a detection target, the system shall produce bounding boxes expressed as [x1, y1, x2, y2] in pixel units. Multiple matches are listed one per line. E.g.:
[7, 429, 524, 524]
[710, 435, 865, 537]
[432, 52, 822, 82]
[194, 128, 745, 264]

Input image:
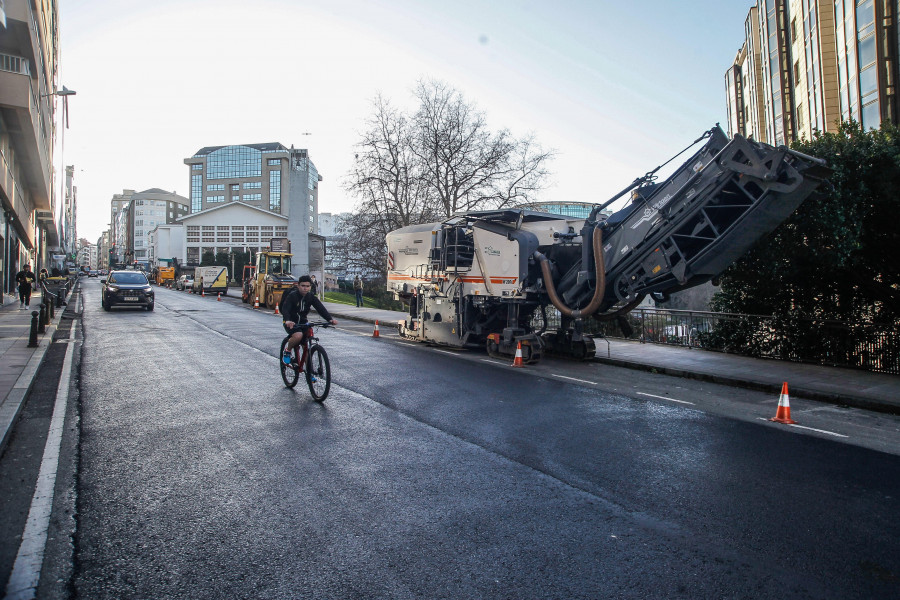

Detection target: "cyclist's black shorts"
[283, 322, 311, 335]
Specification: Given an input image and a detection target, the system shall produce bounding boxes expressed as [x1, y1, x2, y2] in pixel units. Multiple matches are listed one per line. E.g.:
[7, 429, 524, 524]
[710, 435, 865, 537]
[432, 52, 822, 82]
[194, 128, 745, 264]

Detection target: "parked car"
[99, 269, 108, 276]
[175, 274, 194, 290]
[102, 270, 155, 311]
[89, 270, 99, 277]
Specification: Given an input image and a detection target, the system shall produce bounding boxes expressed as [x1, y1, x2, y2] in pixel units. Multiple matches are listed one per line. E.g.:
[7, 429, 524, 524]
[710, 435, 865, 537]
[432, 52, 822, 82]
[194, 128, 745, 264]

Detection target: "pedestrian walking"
[354, 275, 364, 307]
[16, 263, 36, 309]
[310, 274, 319, 296]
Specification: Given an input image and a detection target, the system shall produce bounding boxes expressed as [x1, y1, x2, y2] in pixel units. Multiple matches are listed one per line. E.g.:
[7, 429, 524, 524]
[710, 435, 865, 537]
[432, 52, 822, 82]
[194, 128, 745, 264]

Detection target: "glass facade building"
[182, 142, 323, 278]
[727, 0, 900, 143]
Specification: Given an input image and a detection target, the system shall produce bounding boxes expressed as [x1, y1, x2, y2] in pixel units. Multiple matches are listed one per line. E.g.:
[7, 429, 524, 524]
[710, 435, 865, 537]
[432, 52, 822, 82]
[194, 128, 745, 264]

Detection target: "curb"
[592, 356, 900, 416]
[0, 286, 76, 457]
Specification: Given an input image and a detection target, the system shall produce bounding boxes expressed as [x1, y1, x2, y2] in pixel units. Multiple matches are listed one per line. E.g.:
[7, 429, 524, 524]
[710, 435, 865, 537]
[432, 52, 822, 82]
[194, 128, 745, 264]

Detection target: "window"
[191, 163, 202, 171]
[858, 34, 876, 69]
[268, 159, 281, 166]
[243, 193, 262, 202]
[208, 195, 225, 203]
[243, 182, 261, 189]
[191, 174, 202, 212]
[862, 99, 880, 130]
[207, 184, 225, 191]
[860, 65, 878, 99]
[206, 145, 262, 179]
[270, 170, 281, 212]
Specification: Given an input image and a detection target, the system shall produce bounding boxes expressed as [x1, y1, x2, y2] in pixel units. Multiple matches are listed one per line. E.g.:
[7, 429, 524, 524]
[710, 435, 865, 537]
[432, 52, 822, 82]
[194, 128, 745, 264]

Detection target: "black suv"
[102, 270, 155, 311]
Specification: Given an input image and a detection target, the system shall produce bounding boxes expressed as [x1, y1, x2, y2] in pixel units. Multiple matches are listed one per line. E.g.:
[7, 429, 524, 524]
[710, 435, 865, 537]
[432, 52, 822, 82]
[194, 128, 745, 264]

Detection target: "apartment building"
[727, 0, 899, 142]
[0, 0, 63, 300]
[107, 188, 188, 267]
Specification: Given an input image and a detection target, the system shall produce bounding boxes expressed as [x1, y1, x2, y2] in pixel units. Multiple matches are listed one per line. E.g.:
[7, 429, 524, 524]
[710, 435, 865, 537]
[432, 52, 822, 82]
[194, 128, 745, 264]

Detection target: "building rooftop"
[191, 142, 288, 157]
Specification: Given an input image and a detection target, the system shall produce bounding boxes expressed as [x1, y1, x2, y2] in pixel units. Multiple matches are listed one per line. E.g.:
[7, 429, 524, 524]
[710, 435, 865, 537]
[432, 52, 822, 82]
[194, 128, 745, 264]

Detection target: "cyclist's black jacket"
[280, 287, 333, 325]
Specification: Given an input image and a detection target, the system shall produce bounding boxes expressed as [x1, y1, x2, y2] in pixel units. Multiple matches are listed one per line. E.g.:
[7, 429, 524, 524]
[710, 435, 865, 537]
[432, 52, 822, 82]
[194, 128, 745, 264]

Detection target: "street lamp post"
[41, 86, 77, 270]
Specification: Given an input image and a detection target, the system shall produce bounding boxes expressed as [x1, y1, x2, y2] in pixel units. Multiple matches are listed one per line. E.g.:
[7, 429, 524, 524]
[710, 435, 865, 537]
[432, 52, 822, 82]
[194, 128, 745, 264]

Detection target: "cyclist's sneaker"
[282, 351, 292, 365]
[309, 375, 317, 383]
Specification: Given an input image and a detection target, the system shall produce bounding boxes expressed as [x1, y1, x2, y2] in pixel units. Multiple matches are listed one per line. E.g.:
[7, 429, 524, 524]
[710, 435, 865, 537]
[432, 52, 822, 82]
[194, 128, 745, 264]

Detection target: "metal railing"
[535, 306, 900, 375]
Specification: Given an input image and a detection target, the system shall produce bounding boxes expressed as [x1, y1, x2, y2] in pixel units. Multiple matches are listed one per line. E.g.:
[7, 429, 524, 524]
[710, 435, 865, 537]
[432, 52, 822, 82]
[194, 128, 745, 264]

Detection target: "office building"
[726, 0, 900, 143]
[183, 143, 322, 278]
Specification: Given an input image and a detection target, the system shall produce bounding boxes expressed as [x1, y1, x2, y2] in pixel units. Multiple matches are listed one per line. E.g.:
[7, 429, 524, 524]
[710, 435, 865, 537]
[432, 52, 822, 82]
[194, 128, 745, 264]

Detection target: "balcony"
[0, 51, 53, 210]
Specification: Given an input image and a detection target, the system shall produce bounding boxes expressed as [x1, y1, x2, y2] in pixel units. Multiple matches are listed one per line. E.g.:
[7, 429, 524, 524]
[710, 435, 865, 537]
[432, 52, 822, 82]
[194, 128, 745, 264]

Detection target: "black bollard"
[38, 304, 46, 333]
[29, 311, 39, 347]
[49, 298, 55, 319]
[56, 289, 63, 308]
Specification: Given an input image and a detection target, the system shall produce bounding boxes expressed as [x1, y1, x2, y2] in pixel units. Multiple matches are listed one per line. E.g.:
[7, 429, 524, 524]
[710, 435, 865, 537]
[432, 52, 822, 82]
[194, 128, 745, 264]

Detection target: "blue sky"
[59, 0, 752, 241]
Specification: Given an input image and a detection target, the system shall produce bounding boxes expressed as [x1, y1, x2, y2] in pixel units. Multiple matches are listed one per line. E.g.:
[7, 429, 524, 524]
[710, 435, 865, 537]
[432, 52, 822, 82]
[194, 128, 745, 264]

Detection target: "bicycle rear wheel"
[305, 345, 331, 401]
[280, 337, 300, 388]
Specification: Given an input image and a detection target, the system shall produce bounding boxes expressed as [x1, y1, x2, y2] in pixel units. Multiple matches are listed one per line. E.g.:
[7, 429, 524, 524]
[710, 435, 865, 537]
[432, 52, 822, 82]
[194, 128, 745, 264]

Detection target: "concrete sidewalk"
[320, 300, 900, 414]
[0, 287, 70, 455]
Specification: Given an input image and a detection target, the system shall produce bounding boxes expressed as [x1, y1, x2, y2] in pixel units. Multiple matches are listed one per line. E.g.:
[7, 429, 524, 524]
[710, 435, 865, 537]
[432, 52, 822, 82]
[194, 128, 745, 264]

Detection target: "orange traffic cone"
[201, 288, 205, 297]
[274, 302, 280, 315]
[254, 295, 259, 308]
[770, 382, 797, 424]
[372, 320, 380, 337]
[511, 341, 525, 367]
[217, 293, 221, 301]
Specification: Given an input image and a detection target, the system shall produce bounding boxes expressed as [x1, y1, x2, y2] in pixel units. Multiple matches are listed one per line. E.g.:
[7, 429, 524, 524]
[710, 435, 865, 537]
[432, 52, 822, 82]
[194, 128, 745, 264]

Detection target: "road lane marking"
[757, 418, 849, 438]
[434, 349, 461, 356]
[636, 392, 695, 405]
[6, 319, 76, 599]
[552, 374, 597, 385]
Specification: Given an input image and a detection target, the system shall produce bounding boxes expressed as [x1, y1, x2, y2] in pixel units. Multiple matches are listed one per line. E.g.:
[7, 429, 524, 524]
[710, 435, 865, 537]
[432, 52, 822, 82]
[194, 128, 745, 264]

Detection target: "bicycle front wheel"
[280, 337, 300, 388]
[305, 345, 331, 401]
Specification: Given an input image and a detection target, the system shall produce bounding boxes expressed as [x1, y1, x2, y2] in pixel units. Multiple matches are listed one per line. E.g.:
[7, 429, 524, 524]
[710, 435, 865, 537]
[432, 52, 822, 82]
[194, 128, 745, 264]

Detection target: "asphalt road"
[28, 282, 900, 598]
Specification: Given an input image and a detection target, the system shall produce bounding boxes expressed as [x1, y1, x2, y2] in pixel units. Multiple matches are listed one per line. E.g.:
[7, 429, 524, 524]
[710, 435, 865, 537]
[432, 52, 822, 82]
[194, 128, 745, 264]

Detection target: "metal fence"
[535, 306, 900, 375]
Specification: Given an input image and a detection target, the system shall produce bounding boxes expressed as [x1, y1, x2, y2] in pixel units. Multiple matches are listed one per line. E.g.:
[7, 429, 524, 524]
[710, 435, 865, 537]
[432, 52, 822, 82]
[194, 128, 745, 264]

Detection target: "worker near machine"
[280, 275, 338, 365]
[15, 263, 36, 309]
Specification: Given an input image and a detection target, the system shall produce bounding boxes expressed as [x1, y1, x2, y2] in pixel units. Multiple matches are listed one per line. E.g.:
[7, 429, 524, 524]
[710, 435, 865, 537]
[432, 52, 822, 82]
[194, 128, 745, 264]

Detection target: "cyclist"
[280, 275, 337, 365]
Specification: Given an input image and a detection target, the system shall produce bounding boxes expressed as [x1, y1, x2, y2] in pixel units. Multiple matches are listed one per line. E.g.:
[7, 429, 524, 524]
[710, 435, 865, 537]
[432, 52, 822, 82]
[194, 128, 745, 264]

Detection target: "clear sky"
[58, 0, 753, 242]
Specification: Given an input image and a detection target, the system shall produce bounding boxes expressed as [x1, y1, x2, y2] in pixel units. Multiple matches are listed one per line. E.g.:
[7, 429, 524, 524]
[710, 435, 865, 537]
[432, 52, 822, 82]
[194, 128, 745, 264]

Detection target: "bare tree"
[346, 94, 436, 230]
[412, 80, 554, 217]
[341, 81, 554, 276]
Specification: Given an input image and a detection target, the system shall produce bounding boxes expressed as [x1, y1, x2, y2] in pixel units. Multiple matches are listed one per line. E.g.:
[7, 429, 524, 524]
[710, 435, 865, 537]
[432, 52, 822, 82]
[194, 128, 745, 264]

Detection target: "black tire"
[305, 345, 331, 402]
[280, 337, 300, 388]
[146, 303, 154, 311]
[102, 298, 110, 311]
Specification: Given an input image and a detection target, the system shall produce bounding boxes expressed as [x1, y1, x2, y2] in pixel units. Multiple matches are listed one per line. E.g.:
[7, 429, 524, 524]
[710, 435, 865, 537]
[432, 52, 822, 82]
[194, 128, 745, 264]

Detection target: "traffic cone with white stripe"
[201, 288, 205, 297]
[274, 301, 280, 315]
[254, 295, 259, 308]
[770, 382, 797, 424]
[511, 341, 525, 367]
[372, 320, 380, 337]
[217, 293, 221, 301]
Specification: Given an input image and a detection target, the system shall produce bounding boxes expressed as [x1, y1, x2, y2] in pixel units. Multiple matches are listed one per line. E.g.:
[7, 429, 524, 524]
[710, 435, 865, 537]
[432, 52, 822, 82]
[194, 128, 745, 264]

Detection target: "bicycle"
[279, 321, 332, 401]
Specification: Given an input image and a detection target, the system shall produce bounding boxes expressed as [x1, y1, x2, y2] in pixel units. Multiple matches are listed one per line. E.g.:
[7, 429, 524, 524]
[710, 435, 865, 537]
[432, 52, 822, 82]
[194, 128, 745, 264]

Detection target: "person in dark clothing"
[354, 275, 364, 307]
[279, 275, 337, 364]
[15, 264, 36, 309]
[309, 274, 319, 296]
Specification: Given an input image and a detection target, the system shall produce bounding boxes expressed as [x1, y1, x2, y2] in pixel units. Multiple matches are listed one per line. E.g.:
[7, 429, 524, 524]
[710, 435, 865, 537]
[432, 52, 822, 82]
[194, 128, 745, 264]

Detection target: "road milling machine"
[386, 126, 829, 363]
